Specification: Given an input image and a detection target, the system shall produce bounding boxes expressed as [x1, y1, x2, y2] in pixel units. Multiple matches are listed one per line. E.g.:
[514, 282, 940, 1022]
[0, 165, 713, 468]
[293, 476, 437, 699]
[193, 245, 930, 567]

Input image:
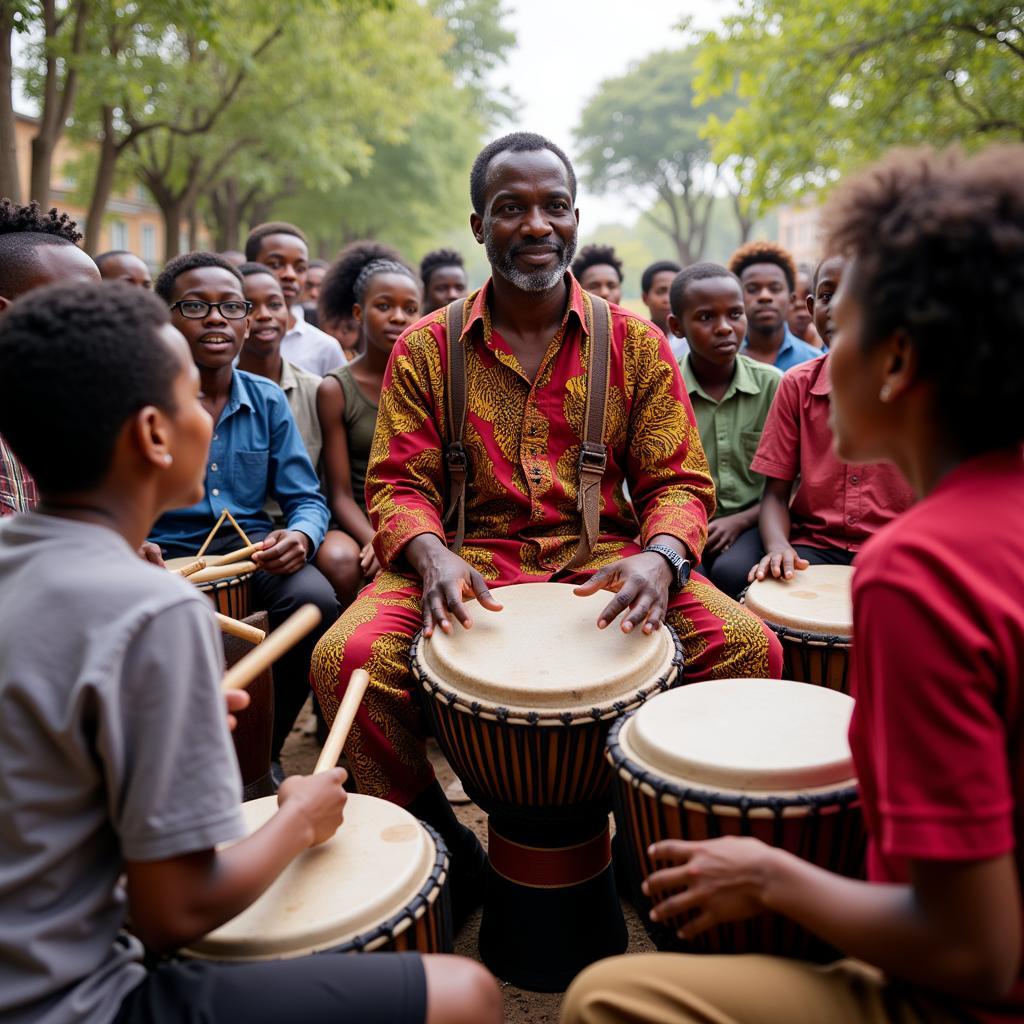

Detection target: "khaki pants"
[561, 954, 969, 1024]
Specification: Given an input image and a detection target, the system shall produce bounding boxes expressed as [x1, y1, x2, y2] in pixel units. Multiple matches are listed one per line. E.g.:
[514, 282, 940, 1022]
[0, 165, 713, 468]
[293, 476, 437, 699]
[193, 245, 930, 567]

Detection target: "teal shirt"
[681, 353, 781, 518]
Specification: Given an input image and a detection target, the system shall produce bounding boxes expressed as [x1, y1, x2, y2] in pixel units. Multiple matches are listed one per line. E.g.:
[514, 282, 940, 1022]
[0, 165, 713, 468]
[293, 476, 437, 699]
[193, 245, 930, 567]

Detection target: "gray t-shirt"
[0, 514, 245, 1024]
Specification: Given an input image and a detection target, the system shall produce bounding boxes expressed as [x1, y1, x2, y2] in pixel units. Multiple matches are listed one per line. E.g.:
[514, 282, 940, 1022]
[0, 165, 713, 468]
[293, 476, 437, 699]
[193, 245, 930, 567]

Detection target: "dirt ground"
[281, 701, 655, 1023]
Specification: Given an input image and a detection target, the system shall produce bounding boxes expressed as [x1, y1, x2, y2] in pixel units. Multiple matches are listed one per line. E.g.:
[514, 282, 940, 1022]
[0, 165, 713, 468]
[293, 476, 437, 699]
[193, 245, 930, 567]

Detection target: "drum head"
[621, 678, 855, 792]
[185, 794, 436, 960]
[418, 582, 676, 711]
[165, 555, 255, 587]
[744, 565, 853, 637]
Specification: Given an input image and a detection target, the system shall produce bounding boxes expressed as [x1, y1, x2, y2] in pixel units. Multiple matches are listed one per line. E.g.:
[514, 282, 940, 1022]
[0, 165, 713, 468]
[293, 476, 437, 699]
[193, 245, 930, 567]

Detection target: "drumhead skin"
[185, 794, 436, 960]
[620, 678, 855, 793]
[418, 582, 676, 711]
[744, 564, 853, 637]
[164, 555, 255, 587]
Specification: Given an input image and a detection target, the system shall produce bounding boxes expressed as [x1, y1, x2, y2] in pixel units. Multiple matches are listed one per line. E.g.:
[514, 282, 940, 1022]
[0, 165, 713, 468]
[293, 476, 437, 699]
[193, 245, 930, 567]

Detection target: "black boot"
[407, 780, 487, 930]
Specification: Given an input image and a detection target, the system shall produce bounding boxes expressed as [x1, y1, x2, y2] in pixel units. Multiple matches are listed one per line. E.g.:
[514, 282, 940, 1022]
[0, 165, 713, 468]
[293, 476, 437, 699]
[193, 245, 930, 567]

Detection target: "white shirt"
[669, 333, 690, 362]
[281, 306, 345, 377]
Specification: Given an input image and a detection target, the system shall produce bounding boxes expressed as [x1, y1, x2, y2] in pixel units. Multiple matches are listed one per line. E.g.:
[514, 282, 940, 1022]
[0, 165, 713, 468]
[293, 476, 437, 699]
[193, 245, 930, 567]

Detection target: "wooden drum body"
[608, 678, 865, 959]
[166, 556, 256, 620]
[184, 794, 452, 960]
[744, 565, 853, 692]
[413, 582, 682, 992]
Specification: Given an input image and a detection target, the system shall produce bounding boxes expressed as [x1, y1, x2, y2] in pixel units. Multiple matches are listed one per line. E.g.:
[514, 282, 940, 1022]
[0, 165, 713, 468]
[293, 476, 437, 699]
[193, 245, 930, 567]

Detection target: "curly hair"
[728, 241, 797, 293]
[154, 251, 244, 303]
[0, 282, 176, 492]
[244, 221, 307, 262]
[0, 197, 81, 243]
[824, 144, 1024, 450]
[0, 198, 89, 298]
[420, 248, 464, 290]
[571, 243, 623, 284]
[318, 240, 413, 321]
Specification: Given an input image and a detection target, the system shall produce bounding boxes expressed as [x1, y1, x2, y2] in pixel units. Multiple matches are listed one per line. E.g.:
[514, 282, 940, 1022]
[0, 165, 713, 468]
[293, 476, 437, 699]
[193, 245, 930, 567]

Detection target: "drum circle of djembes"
[607, 677, 865, 959]
[165, 555, 256, 621]
[183, 794, 452, 960]
[743, 564, 854, 693]
[412, 581, 683, 992]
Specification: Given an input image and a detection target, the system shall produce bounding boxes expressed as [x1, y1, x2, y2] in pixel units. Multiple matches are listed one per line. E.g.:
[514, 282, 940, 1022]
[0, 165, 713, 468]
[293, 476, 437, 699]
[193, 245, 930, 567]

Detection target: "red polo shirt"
[849, 448, 1024, 1022]
[751, 354, 914, 551]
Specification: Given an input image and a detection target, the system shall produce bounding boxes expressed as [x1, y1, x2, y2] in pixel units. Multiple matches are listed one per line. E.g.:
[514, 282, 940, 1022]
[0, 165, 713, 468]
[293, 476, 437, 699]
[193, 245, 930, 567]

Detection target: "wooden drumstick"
[187, 560, 258, 585]
[196, 509, 229, 558]
[314, 669, 371, 775]
[224, 509, 252, 548]
[204, 542, 262, 567]
[221, 604, 323, 693]
[172, 558, 207, 578]
[215, 612, 266, 645]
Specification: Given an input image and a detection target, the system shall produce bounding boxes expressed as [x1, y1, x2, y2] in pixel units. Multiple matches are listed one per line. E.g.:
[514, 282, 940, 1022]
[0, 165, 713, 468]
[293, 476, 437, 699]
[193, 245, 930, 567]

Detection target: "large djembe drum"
[166, 555, 257, 620]
[413, 582, 683, 991]
[184, 794, 452, 960]
[607, 677, 865, 959]
[743, 565, 854, 692]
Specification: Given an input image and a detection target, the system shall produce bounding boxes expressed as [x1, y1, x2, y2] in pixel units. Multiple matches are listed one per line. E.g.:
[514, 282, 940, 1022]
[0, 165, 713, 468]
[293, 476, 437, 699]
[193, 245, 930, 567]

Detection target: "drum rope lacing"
[409, 628, 685, 726]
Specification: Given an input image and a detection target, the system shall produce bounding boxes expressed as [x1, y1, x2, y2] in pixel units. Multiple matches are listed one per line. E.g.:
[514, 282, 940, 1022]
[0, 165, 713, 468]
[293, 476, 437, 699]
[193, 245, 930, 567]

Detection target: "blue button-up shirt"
[742, 325, 821, 373]
[150, 370, 329, 555]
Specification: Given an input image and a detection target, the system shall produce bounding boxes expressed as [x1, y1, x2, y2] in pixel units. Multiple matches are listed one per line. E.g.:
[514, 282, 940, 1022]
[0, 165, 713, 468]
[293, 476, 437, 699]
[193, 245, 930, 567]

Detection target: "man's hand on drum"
[643, 836, 773, 940]
[252, 530, 309, 575]
[574, 549, 675, 634]
[277, 770, 349, 847]
[748, 544, 810, 583]
[405, 534, 502, 637]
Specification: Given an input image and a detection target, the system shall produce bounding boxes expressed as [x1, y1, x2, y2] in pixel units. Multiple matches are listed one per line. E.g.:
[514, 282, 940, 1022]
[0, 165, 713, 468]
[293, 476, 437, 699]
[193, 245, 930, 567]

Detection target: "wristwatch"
[644, 543, 692, 592]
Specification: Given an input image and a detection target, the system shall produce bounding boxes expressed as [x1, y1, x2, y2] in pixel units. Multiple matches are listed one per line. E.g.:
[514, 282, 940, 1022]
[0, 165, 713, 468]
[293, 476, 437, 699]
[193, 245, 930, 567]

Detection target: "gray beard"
[485, 233, 578, 292]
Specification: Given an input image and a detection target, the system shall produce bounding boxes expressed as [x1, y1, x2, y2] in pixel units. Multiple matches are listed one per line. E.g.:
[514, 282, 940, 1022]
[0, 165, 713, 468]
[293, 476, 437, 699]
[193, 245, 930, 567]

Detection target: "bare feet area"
[282, 701, 654, 1023]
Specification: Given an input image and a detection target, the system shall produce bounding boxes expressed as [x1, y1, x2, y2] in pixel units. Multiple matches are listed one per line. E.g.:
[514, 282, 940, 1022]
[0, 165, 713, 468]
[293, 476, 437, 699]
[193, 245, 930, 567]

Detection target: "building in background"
[777, 198, 823, 267]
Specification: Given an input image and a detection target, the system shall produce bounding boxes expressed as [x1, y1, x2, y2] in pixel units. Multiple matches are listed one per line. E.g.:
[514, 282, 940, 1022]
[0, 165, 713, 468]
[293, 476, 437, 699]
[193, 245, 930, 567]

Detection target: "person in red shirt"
[561, 144, 1024, 1023]
[746, 255, 915, 582]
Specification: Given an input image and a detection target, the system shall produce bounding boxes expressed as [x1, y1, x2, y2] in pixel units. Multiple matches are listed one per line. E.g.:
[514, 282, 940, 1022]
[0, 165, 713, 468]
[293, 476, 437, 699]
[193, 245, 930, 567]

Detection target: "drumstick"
[221, 604, 322, 693]
[224, 509, 252, 548]
[204, 542, 262, 567]
[215, 612, 266, 645]
[172, 558, 207, 578]
[197, 509, 229, 558]
[314, 669, 371, 775]
[187, 560, 258, 585]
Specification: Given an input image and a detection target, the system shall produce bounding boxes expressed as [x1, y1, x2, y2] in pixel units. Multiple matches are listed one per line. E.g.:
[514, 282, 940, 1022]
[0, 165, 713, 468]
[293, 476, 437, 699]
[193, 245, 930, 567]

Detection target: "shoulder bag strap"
[566, 294, 611, 570]
[442, 298, 469, 554]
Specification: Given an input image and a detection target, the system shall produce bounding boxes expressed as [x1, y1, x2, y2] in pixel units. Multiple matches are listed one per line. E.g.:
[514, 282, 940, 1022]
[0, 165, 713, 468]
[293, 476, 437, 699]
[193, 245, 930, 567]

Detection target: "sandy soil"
[281, 701, 655, 1023]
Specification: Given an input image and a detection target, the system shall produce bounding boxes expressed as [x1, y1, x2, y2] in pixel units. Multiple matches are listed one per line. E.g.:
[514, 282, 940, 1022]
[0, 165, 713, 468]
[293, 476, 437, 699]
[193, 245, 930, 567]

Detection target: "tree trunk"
[161, 197, 183, 261]
[0, 10, 21, 203]
[210, 177, 242, 251]
[187, 199, 199, 251]
[84, 109, 121, 254]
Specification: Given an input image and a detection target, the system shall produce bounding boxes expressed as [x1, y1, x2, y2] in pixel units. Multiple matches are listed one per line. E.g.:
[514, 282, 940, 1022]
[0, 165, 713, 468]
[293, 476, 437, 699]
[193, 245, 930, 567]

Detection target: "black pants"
[162, 533, 338, 759]
[114, 952, 426, 1024]
[704, 528, 856, 600]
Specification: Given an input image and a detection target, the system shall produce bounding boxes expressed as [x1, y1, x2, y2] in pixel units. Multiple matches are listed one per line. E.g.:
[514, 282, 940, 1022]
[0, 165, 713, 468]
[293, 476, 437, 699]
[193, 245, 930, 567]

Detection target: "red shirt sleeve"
[852, 575, 1016, 864]
[750, 368, 801, 481]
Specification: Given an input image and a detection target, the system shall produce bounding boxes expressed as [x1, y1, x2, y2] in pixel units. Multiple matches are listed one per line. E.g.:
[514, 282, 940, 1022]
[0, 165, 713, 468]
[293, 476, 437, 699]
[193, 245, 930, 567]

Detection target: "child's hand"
[748, 545, 810, 582]
[253, 531, 309, 575]
[224, 688, 250, 731]
[277, 770, 348, 847]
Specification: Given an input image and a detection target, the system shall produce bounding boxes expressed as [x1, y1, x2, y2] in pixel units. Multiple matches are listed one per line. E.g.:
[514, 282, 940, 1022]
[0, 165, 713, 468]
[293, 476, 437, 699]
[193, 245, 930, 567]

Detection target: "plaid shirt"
[0, 434, 38, 517]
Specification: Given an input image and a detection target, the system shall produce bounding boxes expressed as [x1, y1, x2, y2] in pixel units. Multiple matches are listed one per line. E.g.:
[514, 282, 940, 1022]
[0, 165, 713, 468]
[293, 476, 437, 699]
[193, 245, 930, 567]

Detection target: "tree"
[0, 3, 25, 201]
[697, 0, 1024, 205]
[574, 48, 734, 265]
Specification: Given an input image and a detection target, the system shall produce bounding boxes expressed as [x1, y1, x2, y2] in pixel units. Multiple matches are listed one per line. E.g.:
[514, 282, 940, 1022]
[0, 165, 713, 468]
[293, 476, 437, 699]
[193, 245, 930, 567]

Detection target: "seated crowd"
[0, 134, 1022, 1024]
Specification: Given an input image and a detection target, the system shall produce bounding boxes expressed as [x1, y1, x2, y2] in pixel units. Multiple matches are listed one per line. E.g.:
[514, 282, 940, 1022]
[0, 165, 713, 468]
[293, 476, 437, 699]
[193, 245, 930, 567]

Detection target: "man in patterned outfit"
[311, 133, 782, 915]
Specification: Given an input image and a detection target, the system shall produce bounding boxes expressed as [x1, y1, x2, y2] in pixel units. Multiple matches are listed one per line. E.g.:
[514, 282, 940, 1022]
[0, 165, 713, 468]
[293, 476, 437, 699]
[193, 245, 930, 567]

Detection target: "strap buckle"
[445, 443, 468, 473]
[577, 442, 607, 475]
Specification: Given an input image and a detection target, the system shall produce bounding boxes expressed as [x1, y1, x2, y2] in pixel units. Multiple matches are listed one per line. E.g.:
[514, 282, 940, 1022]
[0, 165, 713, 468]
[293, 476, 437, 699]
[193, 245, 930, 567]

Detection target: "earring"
[163, 453, 173, 465]
[879, 383, 893, 402]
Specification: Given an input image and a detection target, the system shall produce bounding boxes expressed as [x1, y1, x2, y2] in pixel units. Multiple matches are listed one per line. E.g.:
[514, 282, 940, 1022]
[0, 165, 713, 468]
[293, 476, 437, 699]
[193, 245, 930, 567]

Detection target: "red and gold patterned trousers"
[311, 555, 782, 806]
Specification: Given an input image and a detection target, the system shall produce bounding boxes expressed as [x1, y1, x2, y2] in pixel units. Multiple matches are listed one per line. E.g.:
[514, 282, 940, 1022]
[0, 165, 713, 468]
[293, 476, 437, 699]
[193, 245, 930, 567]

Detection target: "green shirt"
[681, 353, 781, 518]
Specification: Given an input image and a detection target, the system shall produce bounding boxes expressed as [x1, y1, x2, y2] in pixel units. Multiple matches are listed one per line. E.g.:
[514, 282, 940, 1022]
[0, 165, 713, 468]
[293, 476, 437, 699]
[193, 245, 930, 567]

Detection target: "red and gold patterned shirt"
[0, 434, 38, 518]
[367, 275, 715, 581]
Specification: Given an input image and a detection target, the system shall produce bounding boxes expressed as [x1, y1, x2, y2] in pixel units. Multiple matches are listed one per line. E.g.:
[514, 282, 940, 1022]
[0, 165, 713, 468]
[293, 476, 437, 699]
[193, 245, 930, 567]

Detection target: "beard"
[485, 231, 578, 292]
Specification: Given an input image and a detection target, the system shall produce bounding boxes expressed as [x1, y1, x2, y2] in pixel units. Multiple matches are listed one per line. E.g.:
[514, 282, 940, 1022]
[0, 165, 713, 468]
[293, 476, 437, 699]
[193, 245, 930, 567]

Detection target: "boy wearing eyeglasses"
[149, 252, 337, 784]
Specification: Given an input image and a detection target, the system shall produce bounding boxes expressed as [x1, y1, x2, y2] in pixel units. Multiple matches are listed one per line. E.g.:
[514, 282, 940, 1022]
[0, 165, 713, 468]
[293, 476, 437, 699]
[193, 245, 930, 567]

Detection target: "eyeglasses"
[170, 299, 253, 320]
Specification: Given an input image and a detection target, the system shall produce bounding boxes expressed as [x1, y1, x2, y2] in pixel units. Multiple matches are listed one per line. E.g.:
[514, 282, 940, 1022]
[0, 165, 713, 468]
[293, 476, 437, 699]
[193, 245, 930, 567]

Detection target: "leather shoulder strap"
[567, 294, 612, 570]
[442, 299, 469, 554]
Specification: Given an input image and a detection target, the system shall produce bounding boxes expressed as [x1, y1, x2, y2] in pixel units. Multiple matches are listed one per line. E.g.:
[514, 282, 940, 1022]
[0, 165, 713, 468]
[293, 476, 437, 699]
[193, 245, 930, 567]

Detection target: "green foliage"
[697, 0, 1024, 205]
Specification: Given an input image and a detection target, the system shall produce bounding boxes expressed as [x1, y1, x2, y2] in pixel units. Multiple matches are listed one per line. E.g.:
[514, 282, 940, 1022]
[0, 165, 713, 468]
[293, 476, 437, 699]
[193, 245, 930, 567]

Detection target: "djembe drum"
[413, 581, 683, 991]
[184, 794, 452, 960]
[166, 556, 257, 620]
[607, 677, 865, 959]
[743, 565, 854, 692]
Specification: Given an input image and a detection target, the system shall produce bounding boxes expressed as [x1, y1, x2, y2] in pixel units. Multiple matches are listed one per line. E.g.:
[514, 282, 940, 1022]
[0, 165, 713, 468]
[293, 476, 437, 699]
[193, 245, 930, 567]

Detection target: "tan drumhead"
[184, 794, 435, 960]
[620, 678, 855, 792]
[744, 565, 853, 637]
[418, 582, 676, 711]
[165, 555, 255, 586]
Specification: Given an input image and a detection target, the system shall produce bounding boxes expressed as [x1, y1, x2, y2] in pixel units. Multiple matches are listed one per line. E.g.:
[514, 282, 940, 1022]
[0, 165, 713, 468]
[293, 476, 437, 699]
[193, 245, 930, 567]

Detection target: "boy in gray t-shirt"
[0, 281, 500, 1024]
